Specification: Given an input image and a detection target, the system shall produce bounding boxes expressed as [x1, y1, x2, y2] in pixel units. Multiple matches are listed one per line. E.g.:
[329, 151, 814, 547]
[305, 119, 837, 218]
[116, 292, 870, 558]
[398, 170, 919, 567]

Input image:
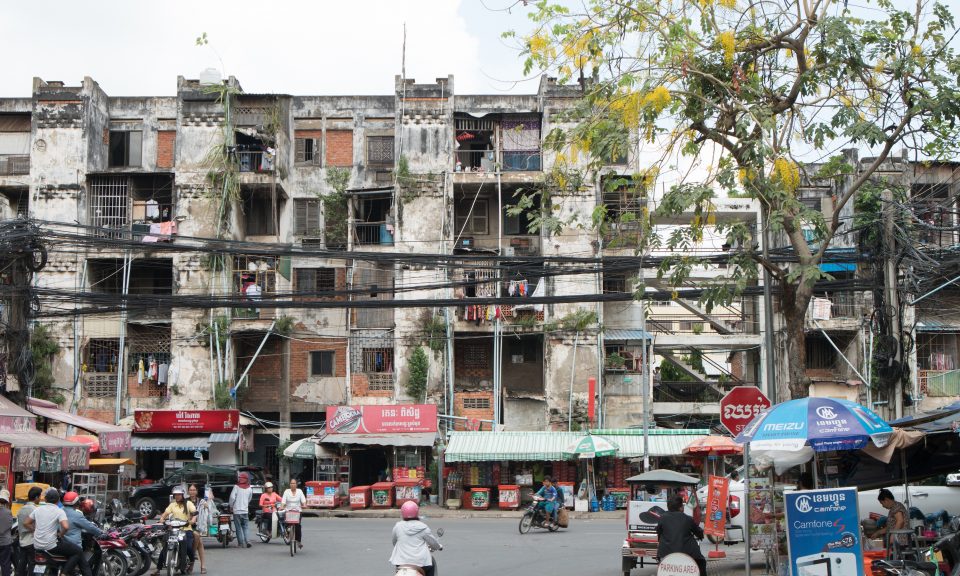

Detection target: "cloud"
[0, 0, 487, 97]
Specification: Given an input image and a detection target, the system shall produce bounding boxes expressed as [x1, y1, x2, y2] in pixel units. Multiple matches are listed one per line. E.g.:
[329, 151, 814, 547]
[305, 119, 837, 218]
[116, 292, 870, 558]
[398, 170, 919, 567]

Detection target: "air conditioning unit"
[456, 237, 474, 250]
[300, 237, 324, 247]
[502, 247, 515, 257]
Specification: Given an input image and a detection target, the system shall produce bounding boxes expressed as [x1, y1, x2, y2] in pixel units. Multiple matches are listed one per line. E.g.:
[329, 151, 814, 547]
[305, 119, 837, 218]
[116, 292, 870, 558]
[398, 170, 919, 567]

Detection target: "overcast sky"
[0, 0, 538, 97]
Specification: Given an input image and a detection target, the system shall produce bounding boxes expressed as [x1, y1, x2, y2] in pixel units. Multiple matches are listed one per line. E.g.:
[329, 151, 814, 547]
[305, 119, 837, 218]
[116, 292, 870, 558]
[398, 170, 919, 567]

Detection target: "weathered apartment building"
[0, 73, 771, 475]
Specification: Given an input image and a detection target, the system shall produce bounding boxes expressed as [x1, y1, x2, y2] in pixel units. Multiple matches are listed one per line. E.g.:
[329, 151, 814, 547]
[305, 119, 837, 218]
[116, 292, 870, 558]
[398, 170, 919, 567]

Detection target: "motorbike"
[214, 512, 234, 548]
[255, 509, 288, 544]
[872, 516, 960, 576]
[519, 497, 560, 534]
[33, 533, 129, 576]
[116, 523, 153, 576]
[159, 519, 192, 576]
[394, 528, 443, 576]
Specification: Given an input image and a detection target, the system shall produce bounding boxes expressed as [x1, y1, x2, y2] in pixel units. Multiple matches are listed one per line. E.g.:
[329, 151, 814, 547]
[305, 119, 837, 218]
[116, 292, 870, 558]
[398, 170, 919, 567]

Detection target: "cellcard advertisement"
[784, 488, 864, 576]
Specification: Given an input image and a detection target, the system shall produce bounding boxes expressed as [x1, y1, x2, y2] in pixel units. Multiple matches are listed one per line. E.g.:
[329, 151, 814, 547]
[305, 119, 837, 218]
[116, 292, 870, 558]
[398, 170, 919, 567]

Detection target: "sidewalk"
[302, 505, 623, 520]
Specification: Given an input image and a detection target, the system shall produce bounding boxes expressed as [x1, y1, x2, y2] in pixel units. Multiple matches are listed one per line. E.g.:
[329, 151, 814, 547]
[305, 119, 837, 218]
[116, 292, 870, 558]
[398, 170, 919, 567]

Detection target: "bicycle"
[284, 509, 301, 557]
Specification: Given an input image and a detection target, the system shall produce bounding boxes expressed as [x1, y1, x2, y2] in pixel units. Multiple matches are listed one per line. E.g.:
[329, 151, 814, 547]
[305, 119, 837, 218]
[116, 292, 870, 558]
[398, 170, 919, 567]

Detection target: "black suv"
[129, 463, 265, 518]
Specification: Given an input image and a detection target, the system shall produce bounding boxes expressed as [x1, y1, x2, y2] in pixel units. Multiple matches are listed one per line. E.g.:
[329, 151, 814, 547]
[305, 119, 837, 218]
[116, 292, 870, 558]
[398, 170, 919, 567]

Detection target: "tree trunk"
[780, 282, 815, 400]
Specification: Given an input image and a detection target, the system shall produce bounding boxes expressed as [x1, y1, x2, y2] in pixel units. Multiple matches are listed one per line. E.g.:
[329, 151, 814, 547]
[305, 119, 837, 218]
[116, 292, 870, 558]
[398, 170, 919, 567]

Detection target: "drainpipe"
[114, 251, 131, 424]
[568, 331, 579, 431]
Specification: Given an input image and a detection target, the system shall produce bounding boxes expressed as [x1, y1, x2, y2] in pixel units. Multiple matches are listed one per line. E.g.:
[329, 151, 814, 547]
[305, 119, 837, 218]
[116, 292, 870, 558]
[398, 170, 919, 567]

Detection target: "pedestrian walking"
[15, 487, 41, 576]
[229, 473, 253, 548]
[188, 485, 208, 574]
[0, 490, 14, 576]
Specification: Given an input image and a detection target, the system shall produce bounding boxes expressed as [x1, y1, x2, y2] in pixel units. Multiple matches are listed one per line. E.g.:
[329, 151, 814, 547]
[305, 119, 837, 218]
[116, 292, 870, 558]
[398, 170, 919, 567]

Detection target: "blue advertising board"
[784, 488, 864, 576]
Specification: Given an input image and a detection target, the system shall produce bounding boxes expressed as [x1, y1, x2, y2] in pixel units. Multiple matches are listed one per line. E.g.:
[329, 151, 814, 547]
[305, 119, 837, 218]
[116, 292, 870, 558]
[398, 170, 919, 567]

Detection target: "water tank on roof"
[199, 68, 222, 86]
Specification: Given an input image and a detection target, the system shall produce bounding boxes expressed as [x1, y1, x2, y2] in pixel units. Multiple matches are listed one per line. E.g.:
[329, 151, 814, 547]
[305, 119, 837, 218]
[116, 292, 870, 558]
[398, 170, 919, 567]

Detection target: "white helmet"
[172, 486, 185, 496]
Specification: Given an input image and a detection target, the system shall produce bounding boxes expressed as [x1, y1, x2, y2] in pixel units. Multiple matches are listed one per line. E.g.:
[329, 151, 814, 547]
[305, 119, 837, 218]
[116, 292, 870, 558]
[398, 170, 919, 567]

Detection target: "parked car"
[129, 463, 265, 518]
[947, 471, 960, 486]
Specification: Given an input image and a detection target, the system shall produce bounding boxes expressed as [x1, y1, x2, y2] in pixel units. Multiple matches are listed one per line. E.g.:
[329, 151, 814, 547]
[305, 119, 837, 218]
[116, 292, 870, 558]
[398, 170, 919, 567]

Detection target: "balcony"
[0, 155, 29, 176]
[806, 293, 863, 329]
[235, 150, 274, 173]
[83, 373, 118, 399]
[919, 369, 960, 397]
[353, 221, 395, 246]
[454, 149, 542, 173]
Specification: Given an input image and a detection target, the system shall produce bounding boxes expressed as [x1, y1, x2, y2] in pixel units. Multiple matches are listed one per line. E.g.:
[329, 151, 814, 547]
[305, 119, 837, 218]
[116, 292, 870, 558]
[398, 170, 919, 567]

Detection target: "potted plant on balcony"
[605, 352, 627, 371]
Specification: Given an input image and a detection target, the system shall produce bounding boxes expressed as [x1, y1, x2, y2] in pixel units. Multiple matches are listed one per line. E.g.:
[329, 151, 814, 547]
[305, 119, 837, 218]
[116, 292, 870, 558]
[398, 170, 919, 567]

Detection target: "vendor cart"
[621, 470, 701, 576]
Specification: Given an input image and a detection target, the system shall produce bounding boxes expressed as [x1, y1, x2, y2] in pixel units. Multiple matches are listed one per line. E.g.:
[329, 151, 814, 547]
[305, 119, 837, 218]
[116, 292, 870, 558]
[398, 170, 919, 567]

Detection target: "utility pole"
[882, 188, 904, 419]
[760, 208, 777, 404]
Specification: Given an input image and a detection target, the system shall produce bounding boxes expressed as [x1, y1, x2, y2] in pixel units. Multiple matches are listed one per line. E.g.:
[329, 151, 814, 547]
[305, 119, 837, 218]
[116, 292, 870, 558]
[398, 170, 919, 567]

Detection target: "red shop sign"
[326, 404, 437, 434]
[134, 410, 239, 433]
[0, 442, 11, 495]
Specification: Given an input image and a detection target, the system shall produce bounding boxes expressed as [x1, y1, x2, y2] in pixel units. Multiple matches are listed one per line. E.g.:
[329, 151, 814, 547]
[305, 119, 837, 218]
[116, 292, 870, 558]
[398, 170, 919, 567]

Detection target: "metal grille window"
[108, 131, 142, 167]
[86, 339, 121, 373]
[366, 136, 395, 166]
[462, 343, 490, 369]
[89, 176, 129, 232]
[603, 273, 628, 294]
[295, 138, 321, 165]
[917, 334, 958, 370]
[295, 268, 336, 298]
[127, 326, 172, 374]
[294, 199, 322, 236]
[463, 397, 491, 410]
[805, 336, 836, 369]
[362, 348, 394, 373]
[310, 351, 335, 377]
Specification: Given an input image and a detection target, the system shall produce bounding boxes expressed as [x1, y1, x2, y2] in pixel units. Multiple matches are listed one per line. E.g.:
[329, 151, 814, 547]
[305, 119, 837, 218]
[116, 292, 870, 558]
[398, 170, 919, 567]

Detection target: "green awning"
[444, 429, 709, 462]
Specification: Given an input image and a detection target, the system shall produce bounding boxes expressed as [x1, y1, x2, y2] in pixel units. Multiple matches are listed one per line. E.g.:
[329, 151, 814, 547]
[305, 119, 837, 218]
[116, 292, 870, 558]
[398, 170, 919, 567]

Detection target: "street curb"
[301, 508, 623, 520]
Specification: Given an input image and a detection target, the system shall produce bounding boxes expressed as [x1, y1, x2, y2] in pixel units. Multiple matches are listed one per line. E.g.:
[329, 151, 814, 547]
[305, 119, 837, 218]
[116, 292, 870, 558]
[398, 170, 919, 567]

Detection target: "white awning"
[321, 432, 436, 447]
[131, 435, 210, 451]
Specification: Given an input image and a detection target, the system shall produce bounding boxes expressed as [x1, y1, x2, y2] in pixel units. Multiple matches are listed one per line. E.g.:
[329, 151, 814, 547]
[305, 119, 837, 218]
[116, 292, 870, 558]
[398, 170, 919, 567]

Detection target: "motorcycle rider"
[62, 492, 104, 576]
[390, 502, 441, 576]
[257, 483, 281, 539]
[534, 476, 559, 526]
[23, 489, 84, 576]
[153, 486, 196, 576]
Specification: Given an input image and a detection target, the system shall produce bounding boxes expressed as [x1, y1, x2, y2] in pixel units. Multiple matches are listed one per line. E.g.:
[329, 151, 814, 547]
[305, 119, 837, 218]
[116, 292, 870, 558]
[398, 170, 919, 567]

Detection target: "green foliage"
[559, 309, 598, 331]
[322, 167, 351, 249]
[510, 0, 960, 397]
[605, 352, 626, 369]
[420, 312, 447, 353]
[214, 380, 234, 409]
[406, 347, 429, 401]
[30, 324, 63, 404]
[397, 155, 410, 181]
[273, 316, 295, 336]
[659, 359, 694, 382]
[277, 440, 294, 462]
[197, 316, 230, 349]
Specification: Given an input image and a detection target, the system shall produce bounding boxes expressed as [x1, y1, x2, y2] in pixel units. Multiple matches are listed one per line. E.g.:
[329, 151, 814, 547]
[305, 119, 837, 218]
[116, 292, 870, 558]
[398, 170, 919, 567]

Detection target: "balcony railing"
[919, 369, 960, 397]
[455, 149, 542, 173]
[807, 293, 863, 321]
[353, 222, 394, 246]
[0, 155, 29, 176]
[235, 150, 274, 173]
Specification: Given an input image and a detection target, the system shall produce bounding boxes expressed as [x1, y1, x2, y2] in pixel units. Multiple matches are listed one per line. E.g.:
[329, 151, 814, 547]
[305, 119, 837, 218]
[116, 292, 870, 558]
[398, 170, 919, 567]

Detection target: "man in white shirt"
[228, 473, 253, 548]
[280, 479, 307, 548]
[23, 490, 84, 576]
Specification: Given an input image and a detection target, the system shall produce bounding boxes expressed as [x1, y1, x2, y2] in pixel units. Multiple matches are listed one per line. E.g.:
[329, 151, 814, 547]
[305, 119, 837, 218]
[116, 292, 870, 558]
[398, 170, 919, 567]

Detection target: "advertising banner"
[704, 475, 730, 539]
[325, 404, 437, 434]
[134, 410, 239, 433]
[62, 445, 89, 471]
[0, 442, 11, 495]
[99, 431, 131, 453]
[784, 488, 864, 576]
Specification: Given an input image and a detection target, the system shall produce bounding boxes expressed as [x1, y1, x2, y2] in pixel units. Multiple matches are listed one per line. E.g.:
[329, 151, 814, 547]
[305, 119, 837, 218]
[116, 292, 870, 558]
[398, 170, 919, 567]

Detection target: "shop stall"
[442, 428, 709, 510]
[0, 396, 90, 489]
[319, 404, 438, 507]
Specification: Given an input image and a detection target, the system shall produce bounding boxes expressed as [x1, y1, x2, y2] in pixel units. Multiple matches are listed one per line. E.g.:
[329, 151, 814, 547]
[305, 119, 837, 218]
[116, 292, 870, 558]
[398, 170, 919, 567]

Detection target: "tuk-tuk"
[621, 470, 701, 576]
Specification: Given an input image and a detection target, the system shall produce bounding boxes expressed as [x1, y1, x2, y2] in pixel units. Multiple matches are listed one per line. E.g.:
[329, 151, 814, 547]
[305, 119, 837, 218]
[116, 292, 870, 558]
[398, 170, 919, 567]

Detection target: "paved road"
[195, 517, 759, 576]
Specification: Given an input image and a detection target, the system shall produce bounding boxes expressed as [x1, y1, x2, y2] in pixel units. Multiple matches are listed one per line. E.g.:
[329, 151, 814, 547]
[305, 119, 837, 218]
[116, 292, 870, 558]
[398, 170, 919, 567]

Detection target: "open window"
[243, 188, 285, 236]
[109, 131, 142, 168]
[310, 351, 335, 377]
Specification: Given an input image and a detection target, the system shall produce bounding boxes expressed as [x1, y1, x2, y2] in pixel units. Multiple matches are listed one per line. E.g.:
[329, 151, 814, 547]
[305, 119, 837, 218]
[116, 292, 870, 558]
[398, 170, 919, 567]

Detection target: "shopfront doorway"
[350, 447, 389, 486]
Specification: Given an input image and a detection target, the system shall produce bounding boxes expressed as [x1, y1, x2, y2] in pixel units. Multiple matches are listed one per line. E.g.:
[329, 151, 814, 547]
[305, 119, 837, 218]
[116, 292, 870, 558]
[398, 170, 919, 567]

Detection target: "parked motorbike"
[394, 528, 443, 576]
[214, 512, 233, 548]
[33, 533, 129, 576]
[872, 516, 960, 576]
[116, 523, 153, 576]
[519, 497, 559, 534]
[255, 510, 286, 544]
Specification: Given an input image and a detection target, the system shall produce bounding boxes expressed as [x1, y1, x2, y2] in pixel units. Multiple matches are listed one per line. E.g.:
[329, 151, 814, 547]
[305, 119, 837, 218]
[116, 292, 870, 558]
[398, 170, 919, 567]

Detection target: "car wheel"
[137, 498, 157, 519]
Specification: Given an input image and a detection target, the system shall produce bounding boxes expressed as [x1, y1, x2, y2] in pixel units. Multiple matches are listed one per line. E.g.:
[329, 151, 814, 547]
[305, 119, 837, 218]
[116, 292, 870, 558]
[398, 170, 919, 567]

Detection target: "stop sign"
[720, 386, 771, 436]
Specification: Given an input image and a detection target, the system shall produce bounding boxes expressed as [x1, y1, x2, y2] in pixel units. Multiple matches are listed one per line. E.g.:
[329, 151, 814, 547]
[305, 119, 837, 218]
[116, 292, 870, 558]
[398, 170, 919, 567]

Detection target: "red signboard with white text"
[0, 442, 11, 495]
[703, 475, 730, 538]
[326, 405, 437, 434]
[134, 410, 239, 433]
[720, 386, 771, 436]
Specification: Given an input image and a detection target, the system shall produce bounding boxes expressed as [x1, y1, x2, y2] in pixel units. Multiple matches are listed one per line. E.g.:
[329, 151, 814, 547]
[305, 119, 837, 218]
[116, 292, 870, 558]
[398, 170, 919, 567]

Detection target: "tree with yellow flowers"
[507, 0, 960, 400]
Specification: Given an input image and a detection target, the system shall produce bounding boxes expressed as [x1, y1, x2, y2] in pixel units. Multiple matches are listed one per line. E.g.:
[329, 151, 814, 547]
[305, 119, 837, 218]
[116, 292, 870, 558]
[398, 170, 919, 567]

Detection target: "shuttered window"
[295, 138, 321, 165]
[295, 268, 337, 296]
[294, 199, 322, 236]
[366, 136, 395, 166]
[310, 351, 335, 376]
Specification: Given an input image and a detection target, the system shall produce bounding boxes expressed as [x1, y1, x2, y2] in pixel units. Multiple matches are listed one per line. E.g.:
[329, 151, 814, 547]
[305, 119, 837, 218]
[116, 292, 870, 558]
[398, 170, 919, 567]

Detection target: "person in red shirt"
[258, 482, 282, 539]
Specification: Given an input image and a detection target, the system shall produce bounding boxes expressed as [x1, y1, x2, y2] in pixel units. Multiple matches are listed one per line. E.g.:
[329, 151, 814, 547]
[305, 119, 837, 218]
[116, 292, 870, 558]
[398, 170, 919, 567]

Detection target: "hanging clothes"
[145, 199, 160, 220]
[137, 358, 144, 385]
[148, 356, 158, 381]
[158, 363, 169, 385]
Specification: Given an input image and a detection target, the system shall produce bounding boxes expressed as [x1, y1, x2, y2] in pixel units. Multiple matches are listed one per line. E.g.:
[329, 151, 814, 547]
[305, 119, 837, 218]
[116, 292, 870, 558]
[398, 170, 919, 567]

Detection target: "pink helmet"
[400, 501, 419, 520]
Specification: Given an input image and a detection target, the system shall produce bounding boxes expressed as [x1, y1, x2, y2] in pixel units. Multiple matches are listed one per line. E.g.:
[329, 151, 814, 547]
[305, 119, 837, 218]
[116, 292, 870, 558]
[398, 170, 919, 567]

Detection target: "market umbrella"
[562, 434, 618, 459]
[67, 435, 100, 454]
[735, 397, 893, 452]
[283, 437, 338, 460]
[682, 435, 743, 456]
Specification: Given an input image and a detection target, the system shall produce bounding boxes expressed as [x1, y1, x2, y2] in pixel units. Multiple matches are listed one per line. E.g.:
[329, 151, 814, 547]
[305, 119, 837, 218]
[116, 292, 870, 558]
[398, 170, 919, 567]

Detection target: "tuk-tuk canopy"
[626, 470, 700, 486]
